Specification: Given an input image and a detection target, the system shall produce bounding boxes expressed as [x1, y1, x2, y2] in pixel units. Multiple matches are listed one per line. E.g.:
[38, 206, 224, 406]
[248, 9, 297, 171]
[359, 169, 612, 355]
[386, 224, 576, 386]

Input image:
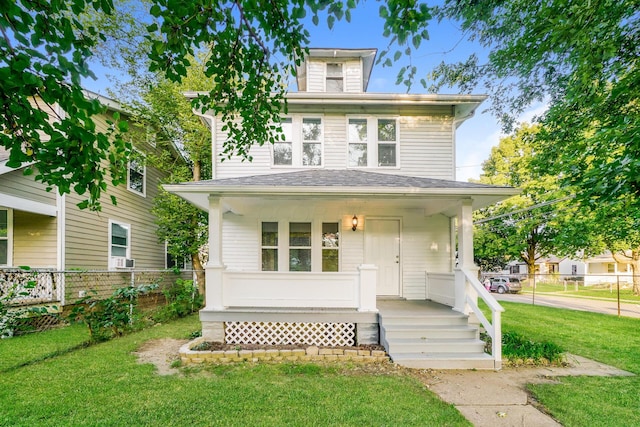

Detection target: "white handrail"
[459, 267, 504, 368]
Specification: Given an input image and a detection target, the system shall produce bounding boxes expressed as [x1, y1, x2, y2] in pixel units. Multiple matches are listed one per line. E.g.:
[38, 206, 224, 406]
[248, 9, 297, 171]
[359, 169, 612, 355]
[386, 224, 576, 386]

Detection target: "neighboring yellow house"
[0, 91, 176, 305]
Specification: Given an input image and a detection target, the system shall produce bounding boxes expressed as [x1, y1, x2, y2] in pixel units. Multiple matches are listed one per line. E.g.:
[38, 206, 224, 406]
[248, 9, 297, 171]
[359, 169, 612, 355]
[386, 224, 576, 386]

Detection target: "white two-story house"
[166, 48, 517, 369]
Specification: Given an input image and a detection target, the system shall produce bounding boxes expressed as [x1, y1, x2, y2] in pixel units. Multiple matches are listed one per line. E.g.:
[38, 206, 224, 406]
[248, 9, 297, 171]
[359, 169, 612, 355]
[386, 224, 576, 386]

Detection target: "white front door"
[365, 219, 400, 296]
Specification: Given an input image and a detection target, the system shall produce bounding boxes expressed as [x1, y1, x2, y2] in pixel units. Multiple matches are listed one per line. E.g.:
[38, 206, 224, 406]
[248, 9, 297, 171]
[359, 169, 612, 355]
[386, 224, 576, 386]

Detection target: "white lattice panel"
[225, 321, 356, 346]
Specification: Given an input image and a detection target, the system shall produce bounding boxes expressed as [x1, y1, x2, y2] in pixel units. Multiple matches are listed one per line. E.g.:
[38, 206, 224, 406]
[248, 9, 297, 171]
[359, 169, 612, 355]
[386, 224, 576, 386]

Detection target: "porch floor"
[377, 298, 496, 370]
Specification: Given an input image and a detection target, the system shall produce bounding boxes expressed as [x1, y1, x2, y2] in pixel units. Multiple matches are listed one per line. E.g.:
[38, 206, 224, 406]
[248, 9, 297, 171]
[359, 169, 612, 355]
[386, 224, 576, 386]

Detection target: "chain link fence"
[480, 272, 640, 317]
[1, 268, 203, 335]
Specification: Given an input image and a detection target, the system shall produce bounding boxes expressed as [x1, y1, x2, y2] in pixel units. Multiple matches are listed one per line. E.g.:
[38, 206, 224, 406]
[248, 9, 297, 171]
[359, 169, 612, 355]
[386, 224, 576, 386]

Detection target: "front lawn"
[500, 301, 640, 427]
[0, 315, 469, 427]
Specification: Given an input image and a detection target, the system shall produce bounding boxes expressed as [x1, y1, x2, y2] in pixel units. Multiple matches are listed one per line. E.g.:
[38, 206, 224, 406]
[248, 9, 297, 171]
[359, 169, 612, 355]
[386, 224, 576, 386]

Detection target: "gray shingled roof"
[0, 147, 9, 162]
[187, 169, 504, 189]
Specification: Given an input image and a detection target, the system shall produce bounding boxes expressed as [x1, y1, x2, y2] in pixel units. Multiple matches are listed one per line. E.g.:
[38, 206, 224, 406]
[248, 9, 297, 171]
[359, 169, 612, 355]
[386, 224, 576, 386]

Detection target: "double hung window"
[109, 221, 130, 268]
[260, 221, 340, 272]
[326, 63, 344, 92]
[127, 151, 146, 195]
[347, 117, 398, 168]
[261, 222, 278, 271]
[0, 209, 11, 266]
[273, 116, 323, 167]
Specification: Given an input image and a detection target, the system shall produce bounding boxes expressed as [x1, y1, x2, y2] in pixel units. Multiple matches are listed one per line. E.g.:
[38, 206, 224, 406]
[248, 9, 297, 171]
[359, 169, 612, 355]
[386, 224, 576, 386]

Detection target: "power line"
[473, 195, 575, 225]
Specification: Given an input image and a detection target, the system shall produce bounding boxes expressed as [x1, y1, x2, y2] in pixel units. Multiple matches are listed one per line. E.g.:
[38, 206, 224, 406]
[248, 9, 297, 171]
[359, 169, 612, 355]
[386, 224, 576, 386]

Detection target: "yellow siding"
[13, 211, 57, 268]
[0, 168, 58, 205]
[63, 112, 169, 270]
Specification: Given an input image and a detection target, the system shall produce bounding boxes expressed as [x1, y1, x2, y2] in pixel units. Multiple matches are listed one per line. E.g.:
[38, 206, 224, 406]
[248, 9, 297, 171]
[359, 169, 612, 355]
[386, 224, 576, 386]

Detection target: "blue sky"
[82, 3, 542, 182]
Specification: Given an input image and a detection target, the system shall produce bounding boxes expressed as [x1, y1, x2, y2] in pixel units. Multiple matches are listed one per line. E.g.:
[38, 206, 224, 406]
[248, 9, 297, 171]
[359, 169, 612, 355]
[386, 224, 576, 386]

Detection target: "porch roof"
[164, 169, 518, 215]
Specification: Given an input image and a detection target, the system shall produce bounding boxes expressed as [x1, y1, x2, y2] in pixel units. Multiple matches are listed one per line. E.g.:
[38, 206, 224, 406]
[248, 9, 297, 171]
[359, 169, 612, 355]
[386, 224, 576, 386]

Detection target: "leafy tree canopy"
[1, 0, 431, 209]
[429, 0, 639, 208]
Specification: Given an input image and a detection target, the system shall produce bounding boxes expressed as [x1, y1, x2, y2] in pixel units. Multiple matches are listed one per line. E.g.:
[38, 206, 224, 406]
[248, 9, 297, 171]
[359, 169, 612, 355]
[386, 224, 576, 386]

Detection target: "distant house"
[583, 252, 634, 285]
[505, 256, 586, 278]
[166, 48, 517, 369]
[0, 92, 179, 306]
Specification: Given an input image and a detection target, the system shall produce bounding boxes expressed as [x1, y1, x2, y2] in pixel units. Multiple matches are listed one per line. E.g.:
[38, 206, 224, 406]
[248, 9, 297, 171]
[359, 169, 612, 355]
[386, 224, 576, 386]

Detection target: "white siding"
[306, 61, 325, 93]
[344, 60, 362, 93]
[213, 108, 456, 180]
[220, 200, 453, 300]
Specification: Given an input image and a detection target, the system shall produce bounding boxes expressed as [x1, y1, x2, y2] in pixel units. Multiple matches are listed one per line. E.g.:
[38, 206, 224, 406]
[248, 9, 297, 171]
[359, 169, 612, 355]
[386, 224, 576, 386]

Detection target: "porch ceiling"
[164, 169, 518, 217]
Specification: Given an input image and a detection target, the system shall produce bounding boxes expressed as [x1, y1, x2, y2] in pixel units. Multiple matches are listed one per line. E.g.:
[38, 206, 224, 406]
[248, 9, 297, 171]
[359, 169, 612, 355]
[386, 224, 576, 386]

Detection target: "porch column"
[206, 195, 226, 311]
[454, 199, 478, 314]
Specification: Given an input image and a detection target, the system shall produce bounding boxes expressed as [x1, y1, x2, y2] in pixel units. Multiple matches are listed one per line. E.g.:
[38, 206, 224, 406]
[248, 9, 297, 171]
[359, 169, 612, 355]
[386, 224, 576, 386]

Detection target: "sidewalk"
[420, 355, 634, 426]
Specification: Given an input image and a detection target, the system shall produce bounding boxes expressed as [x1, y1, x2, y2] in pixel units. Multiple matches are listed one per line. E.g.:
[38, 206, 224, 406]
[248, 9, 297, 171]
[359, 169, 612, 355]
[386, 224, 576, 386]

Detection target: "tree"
[135, 55, 213, 297]
[0, 0, 131, 210]
[429, 0, 639, 209]
[2, 0, 431, 208]
[473, 124, 570, 275]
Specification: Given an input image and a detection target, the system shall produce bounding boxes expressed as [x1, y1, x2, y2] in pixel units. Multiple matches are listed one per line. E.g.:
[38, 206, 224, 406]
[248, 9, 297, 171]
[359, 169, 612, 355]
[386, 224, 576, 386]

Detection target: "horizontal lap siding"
[0, 169, 57, 205]
[323, 114, 347, 168]
[399, 118, 454, 180]
[214, 125, 273, 179]
[64, 114, 168, 270]
[306, 61, 325, 92]
[221, 201, 452, 302]
[13, 211, 57, 268]
[344, 60, 362, 93]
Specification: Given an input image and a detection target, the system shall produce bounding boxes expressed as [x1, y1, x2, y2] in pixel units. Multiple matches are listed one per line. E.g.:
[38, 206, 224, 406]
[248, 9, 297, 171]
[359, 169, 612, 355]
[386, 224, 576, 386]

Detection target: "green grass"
[499, 301, 640, 427]
[0, 315, 469, 427]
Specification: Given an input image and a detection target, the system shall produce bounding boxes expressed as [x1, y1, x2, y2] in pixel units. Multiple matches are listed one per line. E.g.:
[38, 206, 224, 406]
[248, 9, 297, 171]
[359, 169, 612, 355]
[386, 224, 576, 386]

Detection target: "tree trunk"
[191, 252, 206, 303]
[611, 248, 640, 296]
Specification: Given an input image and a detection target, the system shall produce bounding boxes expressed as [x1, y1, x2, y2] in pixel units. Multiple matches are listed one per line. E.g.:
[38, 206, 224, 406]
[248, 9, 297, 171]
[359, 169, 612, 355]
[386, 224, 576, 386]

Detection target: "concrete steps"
[380, 308, 496, 370]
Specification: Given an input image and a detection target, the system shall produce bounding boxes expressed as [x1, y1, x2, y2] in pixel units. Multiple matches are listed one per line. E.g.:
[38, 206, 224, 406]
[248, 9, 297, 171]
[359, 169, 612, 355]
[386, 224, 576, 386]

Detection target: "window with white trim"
[377, 119, 397, 167]
[326, 63, 344, 92]
[109, 221, 130, 268]
[289, 222, 312, 271]
[348, 118, 368, 167]
[273, 118, 293, 166]
[347, 117, 398, 168]
[322, 223, 339, 272]
[272, 116, 323, 167]
[0, 209, 12, 266]
[127, 152, 146, 195]
[302, 118, 322, 166]
[261, 222, 278, 271]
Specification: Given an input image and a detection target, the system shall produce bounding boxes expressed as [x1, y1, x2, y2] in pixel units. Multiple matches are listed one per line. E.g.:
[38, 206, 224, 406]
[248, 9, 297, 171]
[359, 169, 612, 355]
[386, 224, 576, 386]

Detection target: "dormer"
[295, 48, 377, 93]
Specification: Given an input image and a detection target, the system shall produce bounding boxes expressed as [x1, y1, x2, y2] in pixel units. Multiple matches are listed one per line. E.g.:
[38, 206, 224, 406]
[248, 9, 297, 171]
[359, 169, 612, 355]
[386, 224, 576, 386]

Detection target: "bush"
[1, 279, 53, 338]
[68, 283, 157, 342]
[151, 279, 203, 322]
[501, 331, 565, 365]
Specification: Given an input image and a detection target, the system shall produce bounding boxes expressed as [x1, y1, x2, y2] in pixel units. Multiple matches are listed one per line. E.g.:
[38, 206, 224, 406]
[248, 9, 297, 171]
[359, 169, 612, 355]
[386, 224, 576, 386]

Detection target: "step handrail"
[459, 267, 504, 367]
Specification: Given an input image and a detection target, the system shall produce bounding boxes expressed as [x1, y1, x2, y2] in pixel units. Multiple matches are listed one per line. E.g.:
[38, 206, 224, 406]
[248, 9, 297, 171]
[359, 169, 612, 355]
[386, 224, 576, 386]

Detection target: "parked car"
[489, 277, 522, 294]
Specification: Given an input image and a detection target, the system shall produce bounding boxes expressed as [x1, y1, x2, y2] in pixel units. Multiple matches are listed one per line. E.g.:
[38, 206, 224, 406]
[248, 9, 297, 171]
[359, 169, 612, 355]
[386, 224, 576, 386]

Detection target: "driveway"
[495, 292, 640, 318]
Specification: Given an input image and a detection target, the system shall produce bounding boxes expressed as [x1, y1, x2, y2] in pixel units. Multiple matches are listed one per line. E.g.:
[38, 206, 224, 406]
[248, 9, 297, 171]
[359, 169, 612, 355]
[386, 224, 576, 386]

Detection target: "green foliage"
[0, 278, 55, 338]
[0, 0, 131, 211]
[473, 124, 571, 272]
[152, 279, 203, 322]
[501, 331, 564, 365]
[68, 283, 157, 342]
[431, 0, 639, 209]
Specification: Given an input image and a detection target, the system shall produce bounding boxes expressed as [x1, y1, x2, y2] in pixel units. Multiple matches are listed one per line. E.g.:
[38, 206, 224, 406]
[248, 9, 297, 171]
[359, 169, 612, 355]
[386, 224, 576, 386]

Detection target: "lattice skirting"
[225, 321, 356, 346]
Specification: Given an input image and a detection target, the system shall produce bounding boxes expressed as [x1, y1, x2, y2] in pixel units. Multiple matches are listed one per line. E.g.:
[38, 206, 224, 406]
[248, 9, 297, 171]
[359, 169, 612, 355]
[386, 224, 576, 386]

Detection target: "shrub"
[1, 279, 53, 338]
[68, 283, 157, 342]
[152, 279, 203, 322]
[501, 331, 565, 365]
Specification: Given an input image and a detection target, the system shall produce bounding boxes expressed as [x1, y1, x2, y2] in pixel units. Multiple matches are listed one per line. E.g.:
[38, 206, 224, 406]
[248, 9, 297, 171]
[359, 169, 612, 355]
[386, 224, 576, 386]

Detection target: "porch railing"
[457, 267, 504, 367]
[217, 264, 378, 312]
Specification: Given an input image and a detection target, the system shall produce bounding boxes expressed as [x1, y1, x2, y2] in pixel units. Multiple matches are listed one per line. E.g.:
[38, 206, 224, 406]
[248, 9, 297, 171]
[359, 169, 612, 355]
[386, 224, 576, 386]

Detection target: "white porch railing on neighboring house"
[457, 267, 504, 366]
[219, 264, 378, 311]
[0, 269, 59, 305]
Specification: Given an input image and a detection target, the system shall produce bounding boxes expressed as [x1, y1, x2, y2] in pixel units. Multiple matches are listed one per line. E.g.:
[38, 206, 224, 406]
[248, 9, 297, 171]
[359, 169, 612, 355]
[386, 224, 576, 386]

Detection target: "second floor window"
[128, 153, 146, 195]
[272, 116, 323, 167]
[347, 117, 398, 168]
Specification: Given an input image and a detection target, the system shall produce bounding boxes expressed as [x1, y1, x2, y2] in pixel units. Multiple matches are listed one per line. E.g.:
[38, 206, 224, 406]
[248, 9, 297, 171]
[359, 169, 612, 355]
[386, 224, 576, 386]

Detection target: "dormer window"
[326, 63, 343, 92]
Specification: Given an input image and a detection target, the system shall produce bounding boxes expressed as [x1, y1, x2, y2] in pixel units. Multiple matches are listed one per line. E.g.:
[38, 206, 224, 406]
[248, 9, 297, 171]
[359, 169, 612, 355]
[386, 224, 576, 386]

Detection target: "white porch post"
[206, 195, 226, 310]
[454, 199, 478, 313]
[357, 264, 378, 312]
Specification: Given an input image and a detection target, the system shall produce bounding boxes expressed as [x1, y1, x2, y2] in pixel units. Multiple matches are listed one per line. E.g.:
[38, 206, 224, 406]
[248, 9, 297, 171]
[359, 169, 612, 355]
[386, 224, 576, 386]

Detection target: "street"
[495, 292, 640, 319]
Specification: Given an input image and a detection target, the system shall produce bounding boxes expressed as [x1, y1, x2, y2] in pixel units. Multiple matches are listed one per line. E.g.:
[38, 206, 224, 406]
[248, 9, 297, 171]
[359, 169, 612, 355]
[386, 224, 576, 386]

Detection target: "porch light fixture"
[351, 215, 358, 231]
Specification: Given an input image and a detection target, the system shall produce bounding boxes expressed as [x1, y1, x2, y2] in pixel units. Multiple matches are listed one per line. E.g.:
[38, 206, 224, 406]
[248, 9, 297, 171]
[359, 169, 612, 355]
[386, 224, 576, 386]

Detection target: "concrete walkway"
[421, 355, 634, 426]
